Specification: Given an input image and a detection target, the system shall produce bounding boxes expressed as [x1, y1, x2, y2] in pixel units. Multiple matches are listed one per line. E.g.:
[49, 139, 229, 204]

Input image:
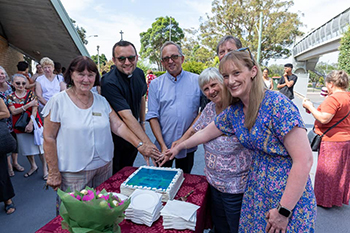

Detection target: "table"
[36, 166, 212, 233]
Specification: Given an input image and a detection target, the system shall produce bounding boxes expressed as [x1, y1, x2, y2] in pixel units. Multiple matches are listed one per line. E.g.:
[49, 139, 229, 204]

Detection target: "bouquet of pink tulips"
[57, 187, 130, 233]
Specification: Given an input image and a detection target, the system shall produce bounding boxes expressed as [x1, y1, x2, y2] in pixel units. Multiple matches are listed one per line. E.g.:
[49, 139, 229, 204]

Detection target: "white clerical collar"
[127, 74, 133, 78]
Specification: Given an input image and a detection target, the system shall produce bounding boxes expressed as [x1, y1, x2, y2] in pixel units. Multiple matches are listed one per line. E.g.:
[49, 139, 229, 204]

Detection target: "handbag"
[31, 115, 44, 146]
[0, 119, 16, 155]
[308, 110, 350, 152]
[14, 90, 32, 132]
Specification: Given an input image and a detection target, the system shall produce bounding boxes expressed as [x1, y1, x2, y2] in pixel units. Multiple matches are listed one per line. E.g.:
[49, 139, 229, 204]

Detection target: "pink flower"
[82, 190, 95, 201]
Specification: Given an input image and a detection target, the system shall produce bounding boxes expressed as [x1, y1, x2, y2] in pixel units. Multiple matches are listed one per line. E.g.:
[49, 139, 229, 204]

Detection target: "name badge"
[92, 112, 102, 116]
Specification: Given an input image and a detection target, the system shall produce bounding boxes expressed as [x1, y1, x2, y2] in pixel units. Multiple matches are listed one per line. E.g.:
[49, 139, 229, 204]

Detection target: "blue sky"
[60, 0, 349, 65]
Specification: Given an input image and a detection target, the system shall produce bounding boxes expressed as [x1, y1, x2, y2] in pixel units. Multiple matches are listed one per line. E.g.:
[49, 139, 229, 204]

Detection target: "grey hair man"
[217, 35, 242, 61]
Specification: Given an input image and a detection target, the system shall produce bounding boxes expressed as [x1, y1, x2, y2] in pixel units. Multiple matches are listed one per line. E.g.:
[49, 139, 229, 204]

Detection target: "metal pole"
[97, 45, 100, 73]
[257, 12, 263, 64]
[169, 17, 172, 41]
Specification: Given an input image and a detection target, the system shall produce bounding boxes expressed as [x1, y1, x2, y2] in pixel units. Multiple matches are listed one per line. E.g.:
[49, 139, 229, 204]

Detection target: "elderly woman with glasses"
[36, 57, 66, 112]
[164, 49, 316, 232]
[7, 74, 48, 179]
[160, 67, 252, 233]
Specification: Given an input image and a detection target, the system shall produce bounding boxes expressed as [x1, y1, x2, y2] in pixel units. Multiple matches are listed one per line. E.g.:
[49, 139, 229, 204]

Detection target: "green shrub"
[154, 71, 166, 77]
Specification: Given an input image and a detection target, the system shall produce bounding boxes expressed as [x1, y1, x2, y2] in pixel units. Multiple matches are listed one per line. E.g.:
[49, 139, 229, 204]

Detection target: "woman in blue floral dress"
[165, 50, 316, 232]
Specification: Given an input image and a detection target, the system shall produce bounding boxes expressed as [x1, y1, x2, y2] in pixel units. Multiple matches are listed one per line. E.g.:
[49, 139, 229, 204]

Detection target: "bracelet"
[140, 121, 146, 124]
[21, 106, 25, 111]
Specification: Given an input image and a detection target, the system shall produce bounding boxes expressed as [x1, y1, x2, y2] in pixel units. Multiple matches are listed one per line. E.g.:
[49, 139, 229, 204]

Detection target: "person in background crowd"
[0, 98, 16, 215]
[0, 66, 24, 177]
[61, 67, 66, 76]
[303, 70, 350, 208]
[7, 74, 48, 180]
[147, 41, 204, 174]
[262, 68, 274, 90]
[101, 41, 161, 174]
[36, 57, 66, 113]
[43, 56, 159, 194]
[32, 64, 44, 81]
[54, 62, 63, 76]
[217, 35, 242, 61]
[16, 61, 35, 91]
[146, 69, 157, 100]
[165, 50, 316, 232]
[160, 67, 252, 233]
[277, 63, 298, 100]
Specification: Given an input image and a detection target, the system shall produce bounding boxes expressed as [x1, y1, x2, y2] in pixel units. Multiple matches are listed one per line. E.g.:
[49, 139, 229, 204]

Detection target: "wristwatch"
[277, 203, 292, 218]
[136, 142, 143, 148]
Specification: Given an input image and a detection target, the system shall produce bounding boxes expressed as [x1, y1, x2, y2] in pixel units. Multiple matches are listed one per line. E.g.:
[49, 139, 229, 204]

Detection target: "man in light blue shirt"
[146, 41, 202, 173]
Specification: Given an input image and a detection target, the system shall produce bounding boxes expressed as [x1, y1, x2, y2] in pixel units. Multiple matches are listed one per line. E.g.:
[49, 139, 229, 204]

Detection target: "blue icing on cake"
[126, 168, 177, 190]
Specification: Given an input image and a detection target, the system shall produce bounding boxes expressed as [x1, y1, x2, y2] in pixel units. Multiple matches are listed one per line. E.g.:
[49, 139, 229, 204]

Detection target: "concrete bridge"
[292, 7, 350, 97]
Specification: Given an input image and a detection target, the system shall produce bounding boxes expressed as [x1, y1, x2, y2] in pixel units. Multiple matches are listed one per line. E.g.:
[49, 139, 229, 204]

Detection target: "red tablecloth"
[36, 166, 212, 233]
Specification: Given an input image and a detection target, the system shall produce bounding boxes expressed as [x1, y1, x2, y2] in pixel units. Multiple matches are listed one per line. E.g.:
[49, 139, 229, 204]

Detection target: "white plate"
[131, 191, 159, 211]
[108, 192, 128, 201]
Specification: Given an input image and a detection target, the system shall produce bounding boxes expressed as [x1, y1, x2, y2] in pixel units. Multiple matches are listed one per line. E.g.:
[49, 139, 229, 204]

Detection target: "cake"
[120, 166, 184, 202]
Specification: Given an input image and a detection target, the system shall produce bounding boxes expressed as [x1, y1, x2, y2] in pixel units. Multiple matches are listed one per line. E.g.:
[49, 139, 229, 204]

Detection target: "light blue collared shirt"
[146, 70, 201, 159]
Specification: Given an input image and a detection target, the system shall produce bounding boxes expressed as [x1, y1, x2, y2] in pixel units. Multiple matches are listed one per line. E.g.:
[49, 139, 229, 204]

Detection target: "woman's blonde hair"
[219, 50, 265, 130]
[325, 70, 349, 90]
[40, 57, 54, 67]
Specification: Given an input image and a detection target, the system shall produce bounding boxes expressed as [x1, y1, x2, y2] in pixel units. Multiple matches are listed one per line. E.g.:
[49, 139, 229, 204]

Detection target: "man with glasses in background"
[146, 41, 203, 174]
[101, 40, 161, 174]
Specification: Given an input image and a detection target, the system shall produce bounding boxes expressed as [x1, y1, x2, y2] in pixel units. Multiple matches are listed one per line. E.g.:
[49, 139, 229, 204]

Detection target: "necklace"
[15, 90, 26, 98]
[71, 88, 92, 107]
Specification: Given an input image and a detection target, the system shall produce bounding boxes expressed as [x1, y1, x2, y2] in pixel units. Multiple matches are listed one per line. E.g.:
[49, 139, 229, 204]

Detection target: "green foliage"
[268, 64, 284, 77]
[182, 28, 216, 66]
[137, 59, 152, 75]
[100, 60, 114, 74]
[199, 0, 304, 64]
[338, 25, 350, 75]
[154, 71, 166, 77]
[140, 16, 184, 70]
[71, 18, 88, 45]
[91, 54, 108, 67]
[308, 61, 338, 87]
[182, 61, 207, 74]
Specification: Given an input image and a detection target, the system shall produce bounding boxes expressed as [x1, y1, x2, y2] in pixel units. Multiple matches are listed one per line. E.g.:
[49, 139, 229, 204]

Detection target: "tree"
[91, 54, 108, 66]
[182, 28, 215, 66]
[182, 61, 207, 74]
[338, 26, 350, 75]
[268, 64, 284, 77]
[199, 0, 304, 64]
[140, 16, 184, 70]
[71, 18, 88, 45]
[308, 61, 338, 87]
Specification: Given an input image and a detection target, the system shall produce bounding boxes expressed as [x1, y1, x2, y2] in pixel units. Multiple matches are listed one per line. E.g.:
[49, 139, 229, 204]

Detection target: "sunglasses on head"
[116, 55, 136, 63]
[161, 54, 181, 63]
[236, 47, 255, 65]
[15, 82, 26, 86]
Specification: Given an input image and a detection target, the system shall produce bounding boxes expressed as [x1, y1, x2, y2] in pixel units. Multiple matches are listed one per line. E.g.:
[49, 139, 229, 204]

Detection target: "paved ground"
[1, 90, 350, 233]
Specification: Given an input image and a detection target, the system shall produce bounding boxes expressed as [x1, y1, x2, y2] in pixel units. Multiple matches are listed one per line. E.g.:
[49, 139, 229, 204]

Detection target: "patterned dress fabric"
[315, 140, 350, 207]
[193, 101, 252, 194]
[215, 90, 316, 232]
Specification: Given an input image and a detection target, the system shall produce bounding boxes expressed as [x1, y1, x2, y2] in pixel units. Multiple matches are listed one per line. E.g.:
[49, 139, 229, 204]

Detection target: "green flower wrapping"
[57, 187, 130, 233]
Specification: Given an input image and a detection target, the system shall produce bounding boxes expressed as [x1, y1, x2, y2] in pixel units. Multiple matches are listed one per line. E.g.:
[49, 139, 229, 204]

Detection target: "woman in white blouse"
[262, 68, 274, 90]
[43, 56, 161, 192]
[36, 57, 66, 112]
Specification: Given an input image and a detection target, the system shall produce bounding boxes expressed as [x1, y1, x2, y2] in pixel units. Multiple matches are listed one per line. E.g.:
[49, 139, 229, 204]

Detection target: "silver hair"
[12, 73, 27, 82]
[0, 66, 10, 81]
[216, 36, 242, 55]
[160, 41, 183, 59]
[198, 67, 224, 90]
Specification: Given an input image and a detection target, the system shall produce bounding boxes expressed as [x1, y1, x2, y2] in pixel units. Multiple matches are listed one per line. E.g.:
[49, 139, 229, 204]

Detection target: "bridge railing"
[293, 7, 350, 57]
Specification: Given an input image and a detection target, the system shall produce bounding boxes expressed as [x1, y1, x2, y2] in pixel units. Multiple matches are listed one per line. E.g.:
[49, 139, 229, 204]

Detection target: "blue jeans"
[209, 185, 243, 233]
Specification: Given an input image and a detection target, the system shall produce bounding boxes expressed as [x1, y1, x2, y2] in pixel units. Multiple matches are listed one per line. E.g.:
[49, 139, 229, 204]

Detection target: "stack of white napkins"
[125, 189, 163, 227]
[160, 199, 200, 231]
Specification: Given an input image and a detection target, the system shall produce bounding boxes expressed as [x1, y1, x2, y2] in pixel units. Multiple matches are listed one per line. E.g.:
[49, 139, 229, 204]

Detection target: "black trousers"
[112, 134, 138, 175]
[0, 154, 15, 202]
[162, 151, 195, 174]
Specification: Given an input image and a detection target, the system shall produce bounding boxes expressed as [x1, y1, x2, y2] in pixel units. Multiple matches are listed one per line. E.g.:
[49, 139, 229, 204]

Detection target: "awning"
[0, 0, 89, 68]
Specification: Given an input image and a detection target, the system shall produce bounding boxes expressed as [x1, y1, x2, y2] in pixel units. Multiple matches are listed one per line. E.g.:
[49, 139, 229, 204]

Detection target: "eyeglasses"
[116, 55, 136, 63]
[15, 82, 26, 86]
[162, 54, 181, 63]
[236, 47, 255, 65]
